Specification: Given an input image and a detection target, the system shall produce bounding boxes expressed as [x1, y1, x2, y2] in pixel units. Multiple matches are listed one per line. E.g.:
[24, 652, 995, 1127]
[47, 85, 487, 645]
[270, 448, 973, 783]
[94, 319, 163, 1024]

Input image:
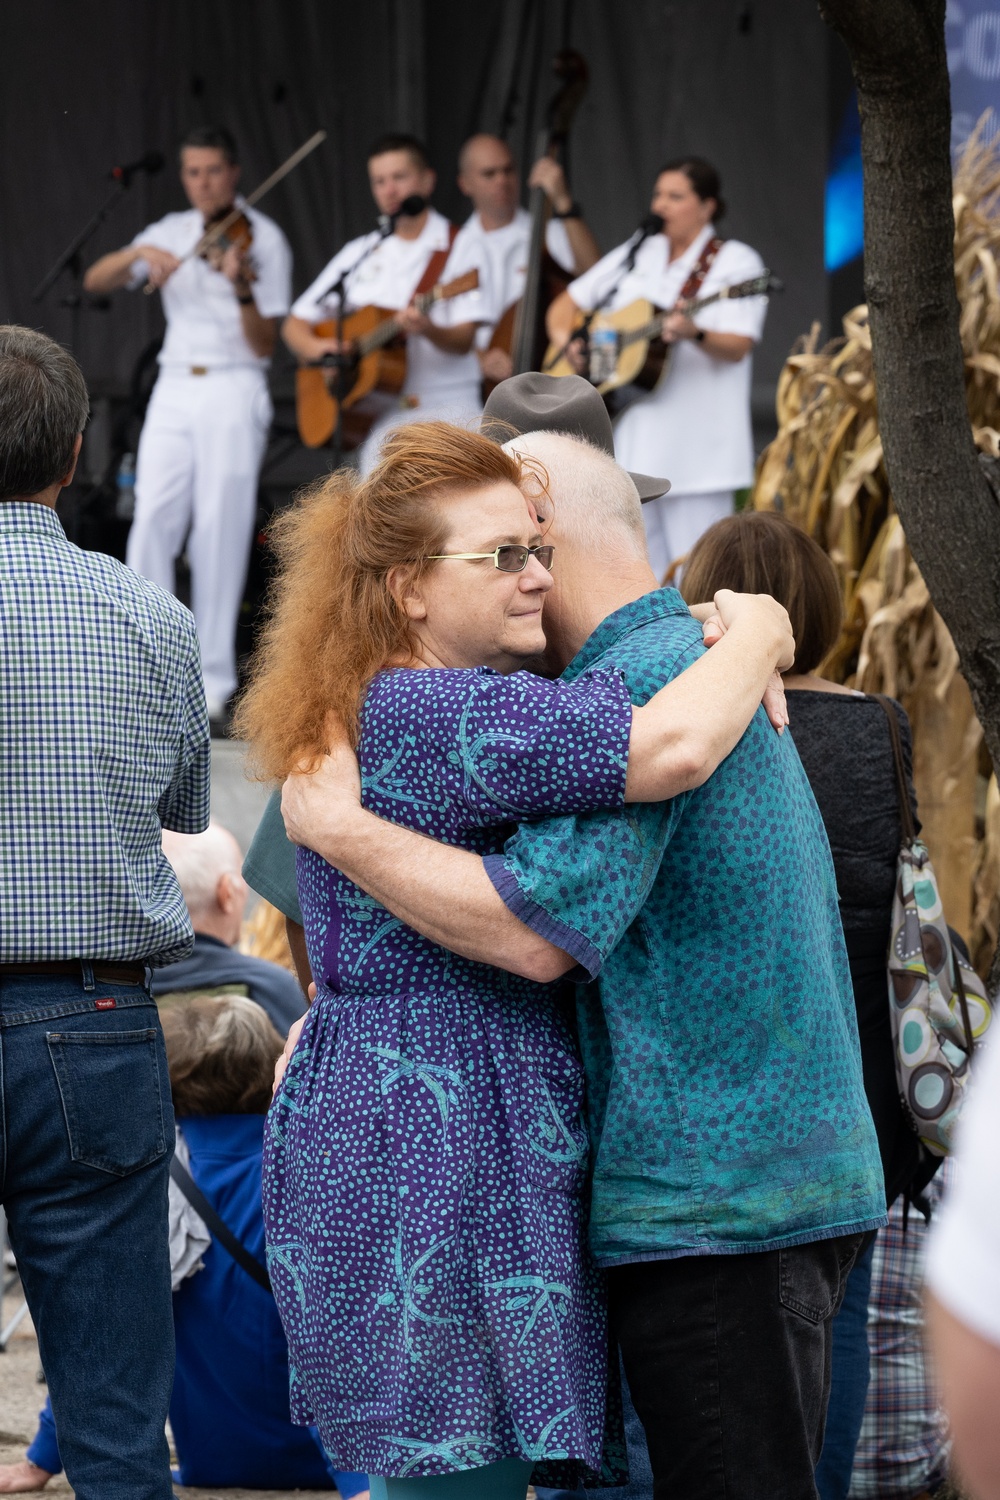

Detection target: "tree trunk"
[818, 0, 1000, 991]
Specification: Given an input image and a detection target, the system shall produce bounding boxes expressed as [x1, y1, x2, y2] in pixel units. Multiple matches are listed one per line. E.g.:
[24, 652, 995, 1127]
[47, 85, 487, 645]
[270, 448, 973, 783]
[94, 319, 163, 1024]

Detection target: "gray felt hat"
[481, 372, 671, 502]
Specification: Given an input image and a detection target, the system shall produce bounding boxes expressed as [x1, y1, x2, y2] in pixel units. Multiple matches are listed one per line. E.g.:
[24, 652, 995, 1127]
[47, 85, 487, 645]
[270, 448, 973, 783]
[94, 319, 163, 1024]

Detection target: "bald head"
[162, 821, 247, 944]
[506, 430, 647, 561]
[458, 134, 518, 224]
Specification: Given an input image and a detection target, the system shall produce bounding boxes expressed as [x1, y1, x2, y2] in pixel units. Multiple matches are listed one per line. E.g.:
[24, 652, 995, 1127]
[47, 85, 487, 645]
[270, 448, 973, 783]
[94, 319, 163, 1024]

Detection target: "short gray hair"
[0, 326, 89, 502]
[161, 822, 243, 916]
[506, 430, 647, 559]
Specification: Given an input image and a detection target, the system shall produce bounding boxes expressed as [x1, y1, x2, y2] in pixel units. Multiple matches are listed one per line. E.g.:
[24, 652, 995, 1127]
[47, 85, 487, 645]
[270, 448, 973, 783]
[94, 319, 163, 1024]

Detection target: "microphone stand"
[32, 174, 141, 354]
[310, 221, 392, 466]
[542, 221, 659, 376]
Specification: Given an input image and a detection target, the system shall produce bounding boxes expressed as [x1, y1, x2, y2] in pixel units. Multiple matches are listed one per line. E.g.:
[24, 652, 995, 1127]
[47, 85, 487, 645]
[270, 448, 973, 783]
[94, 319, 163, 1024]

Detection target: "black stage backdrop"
[0, 0, 829, 421]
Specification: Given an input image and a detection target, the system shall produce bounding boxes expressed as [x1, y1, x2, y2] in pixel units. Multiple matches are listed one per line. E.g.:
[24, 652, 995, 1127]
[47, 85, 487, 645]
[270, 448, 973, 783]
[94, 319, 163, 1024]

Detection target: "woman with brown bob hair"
[682, 509, 926, 1500]
[235, 421, 793, 1500]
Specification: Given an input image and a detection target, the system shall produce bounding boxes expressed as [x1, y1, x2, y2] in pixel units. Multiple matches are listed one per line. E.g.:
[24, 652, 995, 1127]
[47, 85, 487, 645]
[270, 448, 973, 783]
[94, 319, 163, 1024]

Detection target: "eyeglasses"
[424, 543, 555, 574]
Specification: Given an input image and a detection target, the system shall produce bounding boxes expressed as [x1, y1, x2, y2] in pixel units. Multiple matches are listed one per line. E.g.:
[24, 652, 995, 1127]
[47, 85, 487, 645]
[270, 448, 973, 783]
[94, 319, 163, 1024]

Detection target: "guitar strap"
[414, 222, 459, 298]
[676, 235, 724, 306]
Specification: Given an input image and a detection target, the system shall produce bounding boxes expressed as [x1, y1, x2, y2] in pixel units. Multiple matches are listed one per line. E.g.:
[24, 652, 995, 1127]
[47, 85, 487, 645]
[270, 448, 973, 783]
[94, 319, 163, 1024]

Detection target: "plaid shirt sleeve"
[158, 611, 211, 834]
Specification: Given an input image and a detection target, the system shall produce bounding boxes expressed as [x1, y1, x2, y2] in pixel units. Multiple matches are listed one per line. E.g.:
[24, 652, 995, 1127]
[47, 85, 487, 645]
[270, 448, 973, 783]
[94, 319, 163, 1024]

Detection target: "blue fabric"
[816, 1236, 876, 1500]
[243, 788, 303, 926]
[1, 973, 175, 1500]
[18, 1109, 365, 1496]
[484, 589, 886, 1267]
[536, 1362, 653, 1500]
[26, 1396, 63, 1476]
[171, 1112, 361, 1491]
[266, 664, 634, 1484]
[0, 500, 210, 965]
[152, 931, 306, 1035]
[370, 1457, 534, 1499]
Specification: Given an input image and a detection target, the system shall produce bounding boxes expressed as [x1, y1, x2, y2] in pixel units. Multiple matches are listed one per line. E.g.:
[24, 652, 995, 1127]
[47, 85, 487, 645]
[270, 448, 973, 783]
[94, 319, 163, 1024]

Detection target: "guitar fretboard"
[616, 274, 775, 353]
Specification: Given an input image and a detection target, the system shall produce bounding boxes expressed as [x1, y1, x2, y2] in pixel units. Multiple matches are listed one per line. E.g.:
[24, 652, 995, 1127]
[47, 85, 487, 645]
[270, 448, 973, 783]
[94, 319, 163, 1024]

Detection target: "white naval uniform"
[452, 209, 575, 351]
[568, 224, 767, 580]
[125, 200, 292, 707]
[291, 208, 490, 474]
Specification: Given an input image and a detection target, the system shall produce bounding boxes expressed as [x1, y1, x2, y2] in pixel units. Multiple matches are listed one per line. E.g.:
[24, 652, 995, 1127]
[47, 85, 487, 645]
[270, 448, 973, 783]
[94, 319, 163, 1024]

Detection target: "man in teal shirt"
[257, 412, 884, 1499]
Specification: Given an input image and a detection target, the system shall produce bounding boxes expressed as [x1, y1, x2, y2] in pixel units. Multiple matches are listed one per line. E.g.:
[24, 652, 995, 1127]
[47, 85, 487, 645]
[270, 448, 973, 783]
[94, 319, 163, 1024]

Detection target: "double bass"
[485, 50, 589, 389]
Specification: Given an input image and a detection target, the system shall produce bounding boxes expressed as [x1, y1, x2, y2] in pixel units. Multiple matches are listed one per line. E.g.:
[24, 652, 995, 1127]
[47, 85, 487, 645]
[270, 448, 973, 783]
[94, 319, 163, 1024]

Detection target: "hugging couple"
[237, 373, 885, 1500]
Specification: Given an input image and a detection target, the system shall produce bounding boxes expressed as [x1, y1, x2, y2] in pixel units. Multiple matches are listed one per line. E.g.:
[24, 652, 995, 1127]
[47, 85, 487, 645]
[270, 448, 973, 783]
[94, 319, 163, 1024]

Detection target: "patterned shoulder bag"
[874, 694, 992, 1155]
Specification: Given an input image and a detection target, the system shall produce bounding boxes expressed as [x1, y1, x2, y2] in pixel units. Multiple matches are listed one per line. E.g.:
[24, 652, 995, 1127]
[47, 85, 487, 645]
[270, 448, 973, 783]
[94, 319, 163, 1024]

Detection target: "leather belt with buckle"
[0, 960, 149, 985]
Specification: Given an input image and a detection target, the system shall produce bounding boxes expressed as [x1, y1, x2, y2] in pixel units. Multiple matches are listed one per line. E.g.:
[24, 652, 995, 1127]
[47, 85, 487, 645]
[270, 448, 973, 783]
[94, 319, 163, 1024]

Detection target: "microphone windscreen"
[142, 151, 166, 174]
[640, 213, 664, 236]
[398, 195, 427, 218]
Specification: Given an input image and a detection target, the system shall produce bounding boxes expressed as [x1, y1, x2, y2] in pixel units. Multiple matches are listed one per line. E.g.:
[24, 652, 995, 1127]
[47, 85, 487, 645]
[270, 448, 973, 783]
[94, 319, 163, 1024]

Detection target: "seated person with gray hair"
[155, 821, 305, 1035]
[0, 994, 367, 1497]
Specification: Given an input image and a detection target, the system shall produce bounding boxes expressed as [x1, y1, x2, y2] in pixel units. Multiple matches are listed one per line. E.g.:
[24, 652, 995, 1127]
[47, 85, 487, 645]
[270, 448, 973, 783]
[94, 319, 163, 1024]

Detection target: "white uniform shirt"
[568, 224, 767, 494]
[926, 1038, 1000, 1345]
[129, 200, 292, 371]
[453, 209, 575, 349]
[291, 208, 489, 406]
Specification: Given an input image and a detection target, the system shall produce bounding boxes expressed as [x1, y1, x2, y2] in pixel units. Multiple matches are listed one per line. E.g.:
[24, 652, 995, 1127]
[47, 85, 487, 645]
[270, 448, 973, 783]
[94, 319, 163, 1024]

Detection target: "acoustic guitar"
[295, 269, 479, 449]
[542, 273, 781, 398]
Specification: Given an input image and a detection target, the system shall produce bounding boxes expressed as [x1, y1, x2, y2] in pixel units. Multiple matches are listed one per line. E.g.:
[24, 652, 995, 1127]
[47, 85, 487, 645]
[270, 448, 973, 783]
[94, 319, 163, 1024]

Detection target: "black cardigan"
[786, 689, 921, 1206]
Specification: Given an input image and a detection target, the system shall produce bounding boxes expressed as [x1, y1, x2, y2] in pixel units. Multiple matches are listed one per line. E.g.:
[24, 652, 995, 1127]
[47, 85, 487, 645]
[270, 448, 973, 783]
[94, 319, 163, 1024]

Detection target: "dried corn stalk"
[752, 117, 1000, 967]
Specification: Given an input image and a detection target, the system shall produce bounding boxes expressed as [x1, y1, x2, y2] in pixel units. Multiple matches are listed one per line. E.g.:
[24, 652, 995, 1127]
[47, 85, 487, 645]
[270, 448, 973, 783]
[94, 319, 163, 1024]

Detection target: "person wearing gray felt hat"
[481, 371, 671, 502]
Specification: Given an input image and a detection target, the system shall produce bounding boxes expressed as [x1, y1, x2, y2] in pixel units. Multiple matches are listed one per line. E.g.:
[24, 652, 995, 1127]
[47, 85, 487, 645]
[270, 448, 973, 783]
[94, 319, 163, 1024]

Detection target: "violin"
[143, 129, 326, 295]
[197, 205, 256, 281]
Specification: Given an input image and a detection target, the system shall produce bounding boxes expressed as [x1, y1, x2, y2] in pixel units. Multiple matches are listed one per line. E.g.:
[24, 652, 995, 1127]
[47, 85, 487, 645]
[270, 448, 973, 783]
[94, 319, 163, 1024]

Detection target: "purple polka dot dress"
[263, 666, 632, 1482]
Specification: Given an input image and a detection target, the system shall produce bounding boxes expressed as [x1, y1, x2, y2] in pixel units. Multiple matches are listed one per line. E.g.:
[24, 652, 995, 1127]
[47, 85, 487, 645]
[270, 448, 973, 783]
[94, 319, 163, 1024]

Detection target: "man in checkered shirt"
[0, 326, 210, 1500]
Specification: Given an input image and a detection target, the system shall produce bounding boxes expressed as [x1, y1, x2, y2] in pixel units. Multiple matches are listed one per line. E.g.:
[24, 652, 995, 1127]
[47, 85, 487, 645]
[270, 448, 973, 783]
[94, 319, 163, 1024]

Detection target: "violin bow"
[143, 128, 327, 293]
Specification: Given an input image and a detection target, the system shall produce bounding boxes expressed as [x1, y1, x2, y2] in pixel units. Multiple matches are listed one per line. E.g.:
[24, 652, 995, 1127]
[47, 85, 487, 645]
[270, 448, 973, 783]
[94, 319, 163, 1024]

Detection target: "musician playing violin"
[453, 134, 601, 387]
[282, 134, 491, 475]
[84, 124, 292, 720]
[546, 158, 767, 581]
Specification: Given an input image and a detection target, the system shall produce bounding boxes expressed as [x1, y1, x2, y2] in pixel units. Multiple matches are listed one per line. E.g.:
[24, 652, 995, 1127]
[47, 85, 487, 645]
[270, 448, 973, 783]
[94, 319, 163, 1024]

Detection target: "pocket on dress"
[517, 1015, 590, 1195]
[47, 1025, 170, 1175]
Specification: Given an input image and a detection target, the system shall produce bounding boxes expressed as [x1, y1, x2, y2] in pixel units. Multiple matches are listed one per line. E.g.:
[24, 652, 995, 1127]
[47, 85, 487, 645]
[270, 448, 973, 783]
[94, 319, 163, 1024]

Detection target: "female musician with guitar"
[83, 124, 293, 721]
[282, 135, 491, 475]
[545, 158, 769, 581]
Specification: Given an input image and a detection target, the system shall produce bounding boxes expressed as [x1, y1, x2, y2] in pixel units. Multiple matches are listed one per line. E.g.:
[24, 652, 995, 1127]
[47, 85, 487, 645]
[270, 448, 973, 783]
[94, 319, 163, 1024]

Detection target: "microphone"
[622, 212, 664, 273]
[109, 151, 165, 185]
[634, 212, 664, 243]
[390, 194, 427, 225]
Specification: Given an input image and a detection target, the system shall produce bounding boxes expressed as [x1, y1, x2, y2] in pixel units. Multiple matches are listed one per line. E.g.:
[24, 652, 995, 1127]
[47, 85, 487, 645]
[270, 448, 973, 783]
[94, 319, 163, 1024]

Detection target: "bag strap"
[169, 1155, 272, 1293]
[874, 694, 976, 1056]
[872, 694, 918, 846]
[414, 221, 459, 298]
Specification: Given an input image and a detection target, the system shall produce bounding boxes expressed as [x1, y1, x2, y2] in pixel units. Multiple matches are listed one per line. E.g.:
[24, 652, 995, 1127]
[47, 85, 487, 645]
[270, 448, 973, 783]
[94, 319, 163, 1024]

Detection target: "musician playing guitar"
[282, 134, 491, 474]
[546, 157, 768, 580]
[453, 134, 600, 387]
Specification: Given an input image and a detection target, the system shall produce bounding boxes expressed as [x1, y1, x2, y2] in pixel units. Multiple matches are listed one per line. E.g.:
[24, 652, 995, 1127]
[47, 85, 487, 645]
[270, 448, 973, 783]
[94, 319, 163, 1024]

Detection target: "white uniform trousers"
[128, 366, 272, 707]
[642, 490, 735, 585]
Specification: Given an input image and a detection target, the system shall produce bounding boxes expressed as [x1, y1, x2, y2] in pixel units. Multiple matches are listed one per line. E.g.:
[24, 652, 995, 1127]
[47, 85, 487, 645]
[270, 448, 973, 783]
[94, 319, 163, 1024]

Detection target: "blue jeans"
[815, 1235, 876, 1500]
[1, 970, 175, 1500]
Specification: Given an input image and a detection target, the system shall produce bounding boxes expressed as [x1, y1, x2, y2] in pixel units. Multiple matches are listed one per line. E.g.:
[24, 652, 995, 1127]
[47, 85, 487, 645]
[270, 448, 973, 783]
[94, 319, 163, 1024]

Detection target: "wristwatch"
[552, 202, 583, 220]
[694, 329, 706, 343]
[237, 292, 254, 306]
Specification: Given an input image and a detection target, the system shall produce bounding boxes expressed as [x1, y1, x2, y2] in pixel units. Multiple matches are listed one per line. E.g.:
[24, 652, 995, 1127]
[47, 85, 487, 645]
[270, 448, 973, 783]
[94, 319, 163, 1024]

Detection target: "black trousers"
[608, 1234, 863, 1500]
